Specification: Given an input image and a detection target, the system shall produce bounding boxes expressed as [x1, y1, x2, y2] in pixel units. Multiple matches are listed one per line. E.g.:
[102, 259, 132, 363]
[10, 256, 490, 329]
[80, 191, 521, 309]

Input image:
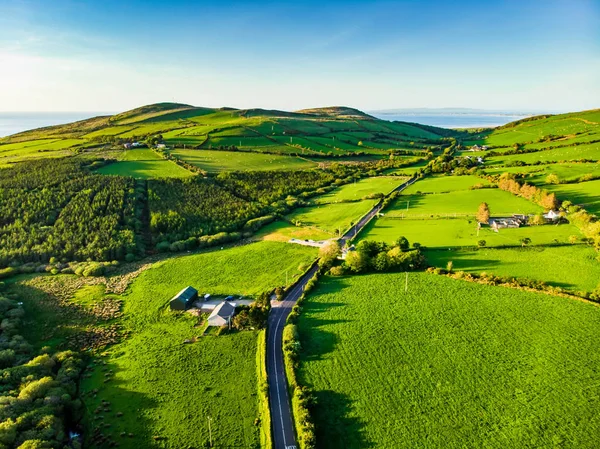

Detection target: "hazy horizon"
[1, 0, 598, 113]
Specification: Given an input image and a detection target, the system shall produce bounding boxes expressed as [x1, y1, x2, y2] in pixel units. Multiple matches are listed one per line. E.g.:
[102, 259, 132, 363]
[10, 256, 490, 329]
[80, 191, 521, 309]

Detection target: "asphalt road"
[266, 175, 417, 448]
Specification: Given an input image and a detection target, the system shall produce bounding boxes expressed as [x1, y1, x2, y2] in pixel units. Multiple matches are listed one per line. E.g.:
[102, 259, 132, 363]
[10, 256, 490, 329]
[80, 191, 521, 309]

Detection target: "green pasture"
[486, 142, 600, 165]
[484, 163, 600, 186]
[546, 179, 600, 214]
[426, 245, 600, 293]
[385, 189, 542, 218]
[314, 176, 407, 204]
[403, 175, 491, 194]
[361, 217, 581, 248]
[96, 148, 193, 178]
[171, 149, 316, 172]
[297, 272, 600, 448]
[254, 220, 333, 243]
[286, 200, 378, 234]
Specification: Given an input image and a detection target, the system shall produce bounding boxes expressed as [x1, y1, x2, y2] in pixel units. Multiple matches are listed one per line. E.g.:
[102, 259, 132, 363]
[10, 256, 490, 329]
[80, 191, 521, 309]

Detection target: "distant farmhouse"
[207, 302, 235, 327]
[470, 144, 489, 151]
[488, 211, 562, 230]
[169, 286, 198, 311]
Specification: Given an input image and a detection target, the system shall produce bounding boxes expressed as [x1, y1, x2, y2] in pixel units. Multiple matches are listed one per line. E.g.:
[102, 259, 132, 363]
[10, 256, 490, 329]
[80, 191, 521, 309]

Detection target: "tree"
[528, 214, 545, 226]
[541, 192, 559, 211]
[545, 173, 560, 185]
[520, 237, 531, 247]
[318, 241, 341, 269]
[344, 250, 369, 273]
[446, 261, 454, 273]
[477, 240, 487, 248]
[569, 235, 579, 244]
[395, 236, 410, 251]
[476, 202, 490, 224]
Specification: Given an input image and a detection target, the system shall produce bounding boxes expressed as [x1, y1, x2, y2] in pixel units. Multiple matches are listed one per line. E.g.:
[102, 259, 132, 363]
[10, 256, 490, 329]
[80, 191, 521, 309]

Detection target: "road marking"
[273, 307, 287, 448]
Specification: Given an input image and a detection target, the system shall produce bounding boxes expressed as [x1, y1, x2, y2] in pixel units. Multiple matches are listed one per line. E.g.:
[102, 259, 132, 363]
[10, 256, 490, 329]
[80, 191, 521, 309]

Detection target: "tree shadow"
[311, 390, 375, 449]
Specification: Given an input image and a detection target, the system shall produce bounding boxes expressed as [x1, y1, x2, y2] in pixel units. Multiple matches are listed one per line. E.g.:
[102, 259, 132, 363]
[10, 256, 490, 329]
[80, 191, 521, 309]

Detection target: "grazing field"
[171, 148, 316, 172]
[402, 175, 490, 194]
[286, 200, 378, 234]
[314, 176, 408, 204]
[254, 220, 332, 242]
[546, 179, 600, 214]
[361, 217, 581, 248]
[297, 272, 600, 449]
[486, 142, 600, 165]
[11, 241, 317, 449]
[483, 163, 600, 185]
[385, 189, 542, 218]
[96, 148, 193, 178]
[426, 245, 600, 293]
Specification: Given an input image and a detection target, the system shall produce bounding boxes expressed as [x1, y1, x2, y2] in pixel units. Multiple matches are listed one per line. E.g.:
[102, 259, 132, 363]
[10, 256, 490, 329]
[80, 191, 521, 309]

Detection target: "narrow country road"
[266, 175, 417, 448]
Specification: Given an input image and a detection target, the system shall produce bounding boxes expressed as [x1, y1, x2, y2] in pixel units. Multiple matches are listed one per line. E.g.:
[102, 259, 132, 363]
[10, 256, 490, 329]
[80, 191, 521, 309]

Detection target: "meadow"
[546, 179, 600, 214]
[313, 176, 407, 204]
[426, 245, 600, 293]
[385, 189, 542, 218]
[361, 217, 581, 248]
[171, 148, 317, 172]
[11, 241, 318, 449]
[96, 148, 194, 178]
[402, 175, 490, 194]
[254, 220, 333, 242]
[486, 142, 600, 165]
[297, 272, 600, 449]
[483, 163, 600, 184]
[286, 200, 378, 235]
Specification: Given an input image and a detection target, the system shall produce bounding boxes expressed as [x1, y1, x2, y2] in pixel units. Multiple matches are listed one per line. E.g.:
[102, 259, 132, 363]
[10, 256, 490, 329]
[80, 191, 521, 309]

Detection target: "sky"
[0, 0, 599, 113]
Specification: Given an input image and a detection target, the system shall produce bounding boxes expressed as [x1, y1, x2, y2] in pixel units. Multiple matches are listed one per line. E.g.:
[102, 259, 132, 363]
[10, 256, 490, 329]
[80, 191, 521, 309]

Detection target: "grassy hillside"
[0, 102, 446, 169]
[297, 272, 600, 449]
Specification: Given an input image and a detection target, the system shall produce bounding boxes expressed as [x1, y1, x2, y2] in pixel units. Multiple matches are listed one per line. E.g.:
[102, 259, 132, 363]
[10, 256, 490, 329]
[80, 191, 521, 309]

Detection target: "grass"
[254, 220, 333, 242]
[286, 200, 378, 234]
[96, 148, 193, 178]
[12, 241, 317, 449]
[385, 189, 542, 218]
[297, 272, 600, 448]
[426, 245, 600, 293]
[314, 176, 408, 204]
[483, 163, 600, 184]
[546, 179, 600, 214]
[486, 142, 600, 165]
[171, 149, 316, 172]
[361, 217, 581, 248]
[402, 175, 491, 194]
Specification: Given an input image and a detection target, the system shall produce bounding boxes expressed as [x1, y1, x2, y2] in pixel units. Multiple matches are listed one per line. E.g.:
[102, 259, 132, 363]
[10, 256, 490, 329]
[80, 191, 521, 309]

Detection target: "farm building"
[489, 215, 527, 230]
[207, 301, 235, 327]
[170, 286, 198, 311]
[544, 210, 561, 221]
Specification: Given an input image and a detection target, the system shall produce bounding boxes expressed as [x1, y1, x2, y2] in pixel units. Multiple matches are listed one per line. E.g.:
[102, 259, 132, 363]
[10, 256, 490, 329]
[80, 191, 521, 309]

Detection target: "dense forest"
[0, 294, 84, 449]
[0, 157, 396, 267]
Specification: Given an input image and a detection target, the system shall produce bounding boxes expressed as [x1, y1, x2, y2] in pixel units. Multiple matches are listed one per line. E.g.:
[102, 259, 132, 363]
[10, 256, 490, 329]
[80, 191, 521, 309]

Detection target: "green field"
[314, 176, 407, 204]
[11, 241, 317, 448]
[546, 179, 600, 214]
[486, 142, 600, 165]
[483, 163, 600, 185]
[385, 189, 542, 218]
[402, 175, 490, 194]
[96, 148, 193, 178]
[286, 200, 378, 234]
[297, 272, 600, 448]
[254, 220, 333, 242]
[426, 245, 600, 293]
[171, 148, 317, 172]
[361, 217, 581, 248]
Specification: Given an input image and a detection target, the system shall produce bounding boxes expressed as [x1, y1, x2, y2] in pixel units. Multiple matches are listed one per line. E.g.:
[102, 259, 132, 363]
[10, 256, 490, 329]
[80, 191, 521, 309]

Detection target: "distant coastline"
[0, 112, 111, 138]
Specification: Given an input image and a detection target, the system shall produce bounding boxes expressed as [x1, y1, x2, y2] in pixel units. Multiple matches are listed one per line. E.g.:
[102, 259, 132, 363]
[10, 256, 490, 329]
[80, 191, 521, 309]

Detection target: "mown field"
[402, 175, 490, 194]
[10, 241, 318, 449]
[297, 272, 600, 448]
[483, 163, 600, 185]
[96, 148, 193, 178]
[546, 179, 600, 215]
[426, 245, 600, 293]
[171, 148, 317, 172]
[254, 220, 333, 242]
[361, 217, 581, 248]
[313, 176, 407, 204]
[286, 200, 378, 235]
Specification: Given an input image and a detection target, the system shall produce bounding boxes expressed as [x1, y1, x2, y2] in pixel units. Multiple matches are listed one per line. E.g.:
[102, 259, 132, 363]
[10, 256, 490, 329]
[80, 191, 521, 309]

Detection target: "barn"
[169, 286, 198, 311]
[207, 301, 235, 327]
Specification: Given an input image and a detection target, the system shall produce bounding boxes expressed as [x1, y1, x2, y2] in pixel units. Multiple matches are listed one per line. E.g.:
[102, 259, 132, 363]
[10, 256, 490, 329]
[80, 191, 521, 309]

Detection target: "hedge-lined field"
[297, 272, 600, 448]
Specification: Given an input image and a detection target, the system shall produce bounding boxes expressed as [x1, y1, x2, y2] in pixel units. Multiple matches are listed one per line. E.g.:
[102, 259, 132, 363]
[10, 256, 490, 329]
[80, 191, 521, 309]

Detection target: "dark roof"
[172, 286, 198, 303]
[208, 301, 235, 320]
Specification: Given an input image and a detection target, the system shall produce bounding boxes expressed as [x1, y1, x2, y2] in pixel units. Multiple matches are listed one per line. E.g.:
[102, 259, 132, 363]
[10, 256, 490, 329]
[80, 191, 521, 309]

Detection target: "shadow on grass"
[312, 390, 375, 449]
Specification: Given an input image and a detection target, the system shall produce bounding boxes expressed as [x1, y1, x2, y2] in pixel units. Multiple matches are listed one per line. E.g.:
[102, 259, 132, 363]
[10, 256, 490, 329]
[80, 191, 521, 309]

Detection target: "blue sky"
[0, 0, 598, 112]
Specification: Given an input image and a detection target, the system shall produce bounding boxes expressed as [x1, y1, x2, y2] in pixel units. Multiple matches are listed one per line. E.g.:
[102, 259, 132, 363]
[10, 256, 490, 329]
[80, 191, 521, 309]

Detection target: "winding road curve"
[267, 176, 417, 448]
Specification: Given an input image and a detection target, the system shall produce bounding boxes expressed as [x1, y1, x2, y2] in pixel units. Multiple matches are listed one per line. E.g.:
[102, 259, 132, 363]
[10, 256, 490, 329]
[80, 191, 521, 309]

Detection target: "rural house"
[169, 286, 198, 311]
[544, 210, 561, 221]
[207, 301, 235, 327]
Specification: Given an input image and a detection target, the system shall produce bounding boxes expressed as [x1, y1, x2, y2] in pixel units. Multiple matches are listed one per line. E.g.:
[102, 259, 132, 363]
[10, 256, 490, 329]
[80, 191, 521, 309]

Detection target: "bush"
[125, 253, 136, 262]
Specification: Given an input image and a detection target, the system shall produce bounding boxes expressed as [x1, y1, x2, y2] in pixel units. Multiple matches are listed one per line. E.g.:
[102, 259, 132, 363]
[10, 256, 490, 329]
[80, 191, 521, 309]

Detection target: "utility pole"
[207, 416, 213, 447]
[407, 200, 410, 212]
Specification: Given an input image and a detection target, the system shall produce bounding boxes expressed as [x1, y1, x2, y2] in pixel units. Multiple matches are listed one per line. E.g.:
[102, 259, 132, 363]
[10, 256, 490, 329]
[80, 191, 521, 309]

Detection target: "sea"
[0, 112, 110, 138]
[369, 112, 532, 129]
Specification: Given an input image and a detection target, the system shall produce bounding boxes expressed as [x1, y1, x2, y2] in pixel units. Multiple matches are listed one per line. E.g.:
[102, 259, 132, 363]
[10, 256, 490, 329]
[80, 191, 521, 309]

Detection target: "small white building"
[156, 143, 167, 149]
[544, 210, 561, 221]
[207, 301, 235, 327]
